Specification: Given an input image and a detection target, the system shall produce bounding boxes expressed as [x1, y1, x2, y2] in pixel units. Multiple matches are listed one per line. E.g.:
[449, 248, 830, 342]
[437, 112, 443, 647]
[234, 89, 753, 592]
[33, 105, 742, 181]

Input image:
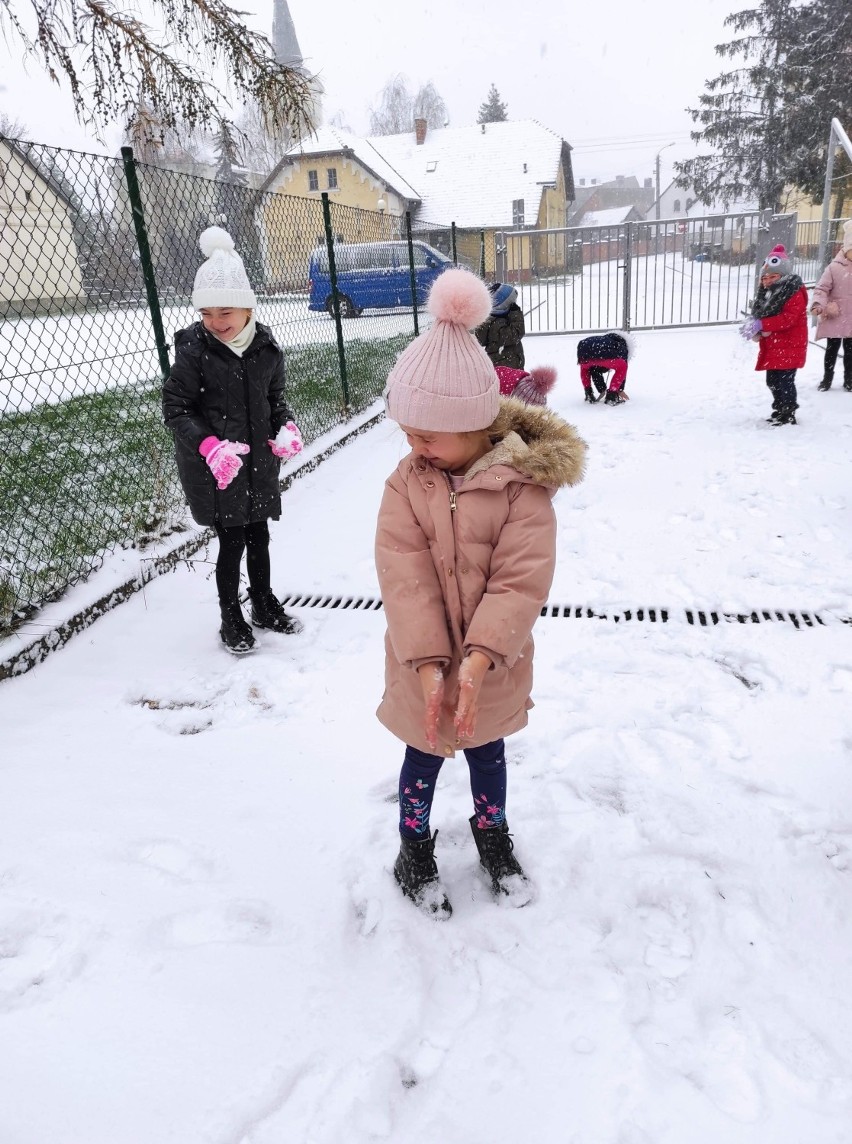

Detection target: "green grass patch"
[0, 333, 408, 634]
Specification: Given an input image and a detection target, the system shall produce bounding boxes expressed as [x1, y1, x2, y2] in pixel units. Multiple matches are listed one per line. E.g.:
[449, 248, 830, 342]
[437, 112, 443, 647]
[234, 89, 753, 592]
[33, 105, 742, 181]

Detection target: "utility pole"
[655, 143, 676, 220]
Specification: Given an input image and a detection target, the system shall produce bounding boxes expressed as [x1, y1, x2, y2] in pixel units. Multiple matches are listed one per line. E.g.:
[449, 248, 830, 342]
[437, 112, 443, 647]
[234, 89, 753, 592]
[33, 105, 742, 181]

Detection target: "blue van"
[308, 240, 451, 317]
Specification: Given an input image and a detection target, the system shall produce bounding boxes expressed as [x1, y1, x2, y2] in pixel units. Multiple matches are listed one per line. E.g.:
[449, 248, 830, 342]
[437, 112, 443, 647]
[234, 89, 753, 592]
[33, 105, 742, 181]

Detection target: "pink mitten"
[269, 420, 303, 459]
[199, 436, 250, 490]
[825, 300, 840, 320]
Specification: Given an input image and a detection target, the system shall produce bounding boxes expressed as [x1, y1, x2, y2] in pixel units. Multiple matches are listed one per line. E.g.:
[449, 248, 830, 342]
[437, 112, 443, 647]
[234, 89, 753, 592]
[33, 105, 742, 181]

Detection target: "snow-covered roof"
[269, 125, 421, 203]
[366, 120, 570, 228]
[577, 206, 638, 228]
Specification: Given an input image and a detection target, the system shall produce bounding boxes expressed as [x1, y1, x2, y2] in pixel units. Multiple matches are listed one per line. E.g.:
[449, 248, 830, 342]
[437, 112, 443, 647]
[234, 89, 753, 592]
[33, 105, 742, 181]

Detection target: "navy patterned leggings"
[399, 738, 507, 839]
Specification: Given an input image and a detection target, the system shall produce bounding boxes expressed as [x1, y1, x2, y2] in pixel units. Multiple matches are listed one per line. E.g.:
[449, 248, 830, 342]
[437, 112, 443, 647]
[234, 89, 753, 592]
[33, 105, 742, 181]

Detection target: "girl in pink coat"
[376, 268, 586, 915]
[811, 221, 852, 391]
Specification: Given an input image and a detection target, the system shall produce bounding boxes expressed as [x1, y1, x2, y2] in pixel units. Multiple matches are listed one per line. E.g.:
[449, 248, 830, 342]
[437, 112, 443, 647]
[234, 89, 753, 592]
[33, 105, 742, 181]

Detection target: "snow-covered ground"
[2, 327, 852, 1144]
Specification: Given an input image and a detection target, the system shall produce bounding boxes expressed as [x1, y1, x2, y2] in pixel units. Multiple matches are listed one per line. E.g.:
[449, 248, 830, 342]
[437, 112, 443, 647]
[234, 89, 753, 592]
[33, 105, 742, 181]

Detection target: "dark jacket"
[162, 321, 295, 527]
[476, 304, 526, 368]
[577, 333, 629, 362]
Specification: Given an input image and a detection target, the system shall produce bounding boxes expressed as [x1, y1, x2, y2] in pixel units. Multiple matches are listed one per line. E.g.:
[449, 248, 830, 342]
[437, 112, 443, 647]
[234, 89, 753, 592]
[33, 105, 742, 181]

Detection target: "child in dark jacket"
[162, 228, 304, 653]
[740, 245, 808, 426]
[476, 283, 526, 368]
[576, 332, 630, 405]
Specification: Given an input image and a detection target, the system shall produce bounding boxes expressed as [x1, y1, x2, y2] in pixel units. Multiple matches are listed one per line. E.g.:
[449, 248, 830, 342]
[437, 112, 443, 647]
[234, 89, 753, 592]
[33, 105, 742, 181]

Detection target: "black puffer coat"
[476, 304, 526, 368]
[577, 332, 629, 362]
[162, 321, 295, 528]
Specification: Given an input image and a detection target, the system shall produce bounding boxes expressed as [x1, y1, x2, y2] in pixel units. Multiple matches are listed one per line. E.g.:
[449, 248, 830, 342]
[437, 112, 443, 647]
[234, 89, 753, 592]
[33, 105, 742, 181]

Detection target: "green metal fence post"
[321, 191, 350, 410]
[120, 146, 170, 380]
[621, 222, 633, 332]
[451, 222, 458, 265]
[405, 211, 419, 337]
[479, 230, 486, 278]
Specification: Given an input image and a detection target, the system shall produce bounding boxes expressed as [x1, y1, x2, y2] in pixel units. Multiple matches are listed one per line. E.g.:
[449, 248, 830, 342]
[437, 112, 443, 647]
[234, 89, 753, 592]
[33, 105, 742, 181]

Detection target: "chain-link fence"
[0, 137, 438, 637]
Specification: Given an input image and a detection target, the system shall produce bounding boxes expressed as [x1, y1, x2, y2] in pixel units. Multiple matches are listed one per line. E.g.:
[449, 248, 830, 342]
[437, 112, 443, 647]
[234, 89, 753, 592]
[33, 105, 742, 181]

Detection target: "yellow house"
[0, 137, 85, 312]
[258, 126, 421, 290]
[258, 119, 575, 286]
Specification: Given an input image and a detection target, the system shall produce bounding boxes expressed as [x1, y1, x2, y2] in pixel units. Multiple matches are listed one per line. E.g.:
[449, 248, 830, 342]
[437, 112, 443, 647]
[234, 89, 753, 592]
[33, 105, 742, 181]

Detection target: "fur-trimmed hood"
[465, 397, 587, 490]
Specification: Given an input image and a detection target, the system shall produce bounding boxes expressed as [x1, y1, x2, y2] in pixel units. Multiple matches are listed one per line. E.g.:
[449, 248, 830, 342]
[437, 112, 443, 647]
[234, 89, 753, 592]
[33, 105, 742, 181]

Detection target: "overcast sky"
[1, 0, 735, 190]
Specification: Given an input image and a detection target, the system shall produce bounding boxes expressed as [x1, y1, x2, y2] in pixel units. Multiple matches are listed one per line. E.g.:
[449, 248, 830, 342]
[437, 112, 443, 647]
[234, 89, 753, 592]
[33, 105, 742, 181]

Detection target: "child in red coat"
[740, 245, 808, 426]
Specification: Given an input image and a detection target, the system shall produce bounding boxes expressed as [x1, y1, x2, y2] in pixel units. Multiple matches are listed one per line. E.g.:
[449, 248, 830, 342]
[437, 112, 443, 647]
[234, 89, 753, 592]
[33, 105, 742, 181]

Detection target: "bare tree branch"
[0, 0, 317, 143]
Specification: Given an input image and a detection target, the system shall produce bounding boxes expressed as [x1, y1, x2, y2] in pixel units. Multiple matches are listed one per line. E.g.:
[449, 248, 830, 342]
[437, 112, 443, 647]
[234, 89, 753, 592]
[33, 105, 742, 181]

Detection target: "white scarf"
[212, 315, 256, 357]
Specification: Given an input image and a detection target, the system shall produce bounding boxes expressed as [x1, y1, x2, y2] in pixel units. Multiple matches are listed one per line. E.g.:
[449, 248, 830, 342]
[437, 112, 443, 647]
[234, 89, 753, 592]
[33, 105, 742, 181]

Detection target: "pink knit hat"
[384, 268, 499, 432]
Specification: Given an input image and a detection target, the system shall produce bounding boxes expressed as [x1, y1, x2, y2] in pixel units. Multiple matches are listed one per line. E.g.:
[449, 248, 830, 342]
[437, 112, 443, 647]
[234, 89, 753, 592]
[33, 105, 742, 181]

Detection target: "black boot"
[818, 374, 833, 391]
[469, 816, 532, 905]
[771, 406, 797, 426]
[219, 601, 256, 654]
[584, 388, 600, 403]
[393, 832, 452, 916]
[248, 589, 303, 634]
[604, 388, 627, 406]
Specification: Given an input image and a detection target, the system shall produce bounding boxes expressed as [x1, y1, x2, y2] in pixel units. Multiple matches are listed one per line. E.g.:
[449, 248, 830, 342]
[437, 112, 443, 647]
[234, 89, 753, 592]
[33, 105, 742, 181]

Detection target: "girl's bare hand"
[454, 651, 491, 741]
[417, 663, 445, 752]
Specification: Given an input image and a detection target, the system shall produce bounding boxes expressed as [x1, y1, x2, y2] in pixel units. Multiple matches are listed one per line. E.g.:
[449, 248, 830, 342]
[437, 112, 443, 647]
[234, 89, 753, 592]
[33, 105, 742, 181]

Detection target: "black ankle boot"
[584, 388, 600, 403]
[394, 832, 452, 916]
[818, 375, 833, 391]
[771, 406, 797, 426]
[604, 388, 627, 405]
[468, 816, 532, 904]
[219, 602, 255, 654]
[248, 589, 303, 634]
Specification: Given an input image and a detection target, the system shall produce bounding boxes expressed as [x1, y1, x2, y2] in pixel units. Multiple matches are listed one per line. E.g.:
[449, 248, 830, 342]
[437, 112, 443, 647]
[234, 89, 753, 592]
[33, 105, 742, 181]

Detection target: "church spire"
[272, 0, 304, 70]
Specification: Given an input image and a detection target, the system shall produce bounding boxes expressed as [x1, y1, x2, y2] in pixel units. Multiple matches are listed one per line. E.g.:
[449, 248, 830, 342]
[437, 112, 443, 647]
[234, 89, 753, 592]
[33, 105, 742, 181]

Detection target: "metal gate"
[499, 212, 847, 335]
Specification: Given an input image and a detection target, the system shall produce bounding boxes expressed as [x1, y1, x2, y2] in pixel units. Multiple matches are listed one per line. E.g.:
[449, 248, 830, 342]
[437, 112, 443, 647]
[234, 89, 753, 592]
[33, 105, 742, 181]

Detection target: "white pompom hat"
[383, 268, 498, 432]
[192, 226, 257, 309]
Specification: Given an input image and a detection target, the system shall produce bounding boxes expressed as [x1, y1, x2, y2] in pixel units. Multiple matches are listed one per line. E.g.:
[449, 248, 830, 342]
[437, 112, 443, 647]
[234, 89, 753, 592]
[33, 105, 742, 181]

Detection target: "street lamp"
[655, 143, 676, 220]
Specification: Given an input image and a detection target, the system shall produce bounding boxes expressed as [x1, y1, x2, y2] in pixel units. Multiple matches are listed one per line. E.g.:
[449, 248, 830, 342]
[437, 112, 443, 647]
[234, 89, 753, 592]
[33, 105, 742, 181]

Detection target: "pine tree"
[477, 85, 508, 124]
[784, 0, 852, 213]
[674, 0, 805, 210]
[214, 120, 246, 186]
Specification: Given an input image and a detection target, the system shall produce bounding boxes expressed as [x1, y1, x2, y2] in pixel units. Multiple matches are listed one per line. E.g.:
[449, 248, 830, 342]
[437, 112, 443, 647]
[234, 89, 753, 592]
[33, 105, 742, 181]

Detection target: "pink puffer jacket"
[812, 251, 852, 339]
[375, 399, 586, 757]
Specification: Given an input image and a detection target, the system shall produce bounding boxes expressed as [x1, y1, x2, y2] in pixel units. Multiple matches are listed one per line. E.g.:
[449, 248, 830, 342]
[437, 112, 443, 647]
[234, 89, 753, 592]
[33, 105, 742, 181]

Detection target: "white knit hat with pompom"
[192, 226, 257, 309]
[383, 267, 499, 432]
[842, 221, 852, 253]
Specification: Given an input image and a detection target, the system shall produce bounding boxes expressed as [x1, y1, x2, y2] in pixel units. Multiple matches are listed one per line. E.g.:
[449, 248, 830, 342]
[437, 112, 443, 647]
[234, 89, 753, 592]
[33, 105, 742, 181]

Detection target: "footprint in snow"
[0, 903, 89, 1011]
[128, 838, 217, 884]
[155, 900, 275, 947]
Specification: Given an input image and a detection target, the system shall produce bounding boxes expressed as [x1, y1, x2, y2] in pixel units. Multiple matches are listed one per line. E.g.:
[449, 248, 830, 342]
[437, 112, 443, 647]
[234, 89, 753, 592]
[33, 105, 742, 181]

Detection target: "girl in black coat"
[163, 228, 303, 654]
[476, 283, 526, 368]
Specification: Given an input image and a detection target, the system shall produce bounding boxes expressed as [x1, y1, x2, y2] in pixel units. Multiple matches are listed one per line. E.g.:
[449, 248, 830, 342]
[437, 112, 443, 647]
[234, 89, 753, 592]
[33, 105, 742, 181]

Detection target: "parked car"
[308, 240, 452, 317]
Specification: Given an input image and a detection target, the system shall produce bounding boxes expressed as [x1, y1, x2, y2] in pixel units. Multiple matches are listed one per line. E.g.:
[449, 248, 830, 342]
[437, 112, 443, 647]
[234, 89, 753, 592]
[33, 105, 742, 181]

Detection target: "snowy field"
[2, 327, 852, 1143]
[0, 297, 421, 416]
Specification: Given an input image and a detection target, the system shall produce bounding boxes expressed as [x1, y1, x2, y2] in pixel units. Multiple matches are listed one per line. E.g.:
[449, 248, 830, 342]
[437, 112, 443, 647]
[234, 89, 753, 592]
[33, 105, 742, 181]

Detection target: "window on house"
[327, 168, 338, 189]
[685, 198, 694, 211]
[308, 169, 319, 191]
[512, 198, 525, 227]
[673, 198, 682, 212]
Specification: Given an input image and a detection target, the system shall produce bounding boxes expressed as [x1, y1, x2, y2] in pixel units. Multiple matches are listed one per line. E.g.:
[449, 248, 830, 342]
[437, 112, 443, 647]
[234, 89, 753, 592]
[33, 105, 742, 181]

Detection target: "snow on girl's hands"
[269, 421, 303, 459]
[417, 664, 445, 751]
[454, 652, 490, 742]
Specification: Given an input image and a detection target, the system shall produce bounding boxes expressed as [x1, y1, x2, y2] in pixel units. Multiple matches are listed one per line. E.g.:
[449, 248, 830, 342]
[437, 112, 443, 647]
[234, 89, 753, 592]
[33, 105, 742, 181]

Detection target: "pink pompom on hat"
[383, 268, 499, 432]
[760, 244, 792, 276]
